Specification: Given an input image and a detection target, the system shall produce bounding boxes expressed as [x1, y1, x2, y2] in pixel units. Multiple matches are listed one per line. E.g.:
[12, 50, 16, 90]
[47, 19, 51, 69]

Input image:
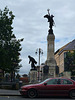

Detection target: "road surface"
[0, 96, 73, 100]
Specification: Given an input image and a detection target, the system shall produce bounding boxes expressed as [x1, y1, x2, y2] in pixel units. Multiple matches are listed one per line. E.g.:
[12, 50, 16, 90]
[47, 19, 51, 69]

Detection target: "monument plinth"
[44, 9, 56, 78]
[29, 69, 37, 83]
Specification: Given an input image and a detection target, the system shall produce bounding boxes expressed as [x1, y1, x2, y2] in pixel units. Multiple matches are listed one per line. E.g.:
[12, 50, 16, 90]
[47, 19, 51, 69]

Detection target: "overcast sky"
[0, 0, 75, 75]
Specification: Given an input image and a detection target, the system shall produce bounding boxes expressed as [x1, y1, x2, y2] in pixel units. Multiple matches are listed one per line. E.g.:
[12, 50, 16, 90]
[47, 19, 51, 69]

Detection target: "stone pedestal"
[29, 69, 37, 83]
[63, 71, 71, 79]
[45, 33, 56, 78]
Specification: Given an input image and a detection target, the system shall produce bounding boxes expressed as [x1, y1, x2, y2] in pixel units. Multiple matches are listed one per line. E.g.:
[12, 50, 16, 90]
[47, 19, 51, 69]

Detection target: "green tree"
[64, 51, 75, 76]
[0, 7, 23, 81]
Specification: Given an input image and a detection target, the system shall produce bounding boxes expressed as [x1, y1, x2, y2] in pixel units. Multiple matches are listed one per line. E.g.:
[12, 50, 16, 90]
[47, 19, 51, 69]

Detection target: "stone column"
[47, 33, 55, 60]
[45, 33, 56, 78]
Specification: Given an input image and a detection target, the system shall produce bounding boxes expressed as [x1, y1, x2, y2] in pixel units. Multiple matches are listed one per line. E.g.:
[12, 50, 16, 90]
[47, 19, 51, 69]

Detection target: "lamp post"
[35, 48, 43, 66]
[35, 48, 43, 81]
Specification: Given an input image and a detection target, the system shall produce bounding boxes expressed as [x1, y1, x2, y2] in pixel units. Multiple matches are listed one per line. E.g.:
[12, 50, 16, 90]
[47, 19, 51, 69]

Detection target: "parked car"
[20, 78, 75, 98]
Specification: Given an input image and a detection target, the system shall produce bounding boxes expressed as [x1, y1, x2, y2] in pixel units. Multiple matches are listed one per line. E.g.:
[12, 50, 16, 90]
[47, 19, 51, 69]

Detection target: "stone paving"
[0, 89, 20, 96]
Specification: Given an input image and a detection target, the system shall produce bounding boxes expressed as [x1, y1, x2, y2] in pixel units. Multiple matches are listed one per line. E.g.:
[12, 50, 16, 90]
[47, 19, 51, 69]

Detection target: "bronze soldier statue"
[28, 55, 37, 70]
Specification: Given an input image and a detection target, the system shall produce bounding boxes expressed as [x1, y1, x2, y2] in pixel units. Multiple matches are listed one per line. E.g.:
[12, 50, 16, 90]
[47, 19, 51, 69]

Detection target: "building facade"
[55, 39, 75, 75]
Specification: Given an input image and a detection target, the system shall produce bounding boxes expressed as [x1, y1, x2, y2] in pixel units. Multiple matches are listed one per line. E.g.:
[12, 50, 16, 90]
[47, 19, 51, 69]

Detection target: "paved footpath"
[0, 89, 21, 96]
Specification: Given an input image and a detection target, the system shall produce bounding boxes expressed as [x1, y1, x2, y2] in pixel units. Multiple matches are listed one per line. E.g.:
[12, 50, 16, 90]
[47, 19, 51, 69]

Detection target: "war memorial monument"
[29, 9, 57, 83]
[44, 9, 56, 78]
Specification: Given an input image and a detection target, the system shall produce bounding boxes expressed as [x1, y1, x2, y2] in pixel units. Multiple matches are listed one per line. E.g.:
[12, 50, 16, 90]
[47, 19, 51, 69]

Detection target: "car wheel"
[70, 90, 75, 98]
[27, 89, 37, 98]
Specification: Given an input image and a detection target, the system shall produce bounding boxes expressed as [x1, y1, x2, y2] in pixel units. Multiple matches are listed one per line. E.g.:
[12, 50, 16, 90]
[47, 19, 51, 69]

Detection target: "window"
[46, 79, 60, 85]
[60, 79, 73, 84]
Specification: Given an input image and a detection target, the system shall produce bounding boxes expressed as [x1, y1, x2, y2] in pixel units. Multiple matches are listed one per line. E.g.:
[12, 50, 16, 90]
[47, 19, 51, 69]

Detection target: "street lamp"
[35, 48, 43, 66]
[35, 48, 43, 81]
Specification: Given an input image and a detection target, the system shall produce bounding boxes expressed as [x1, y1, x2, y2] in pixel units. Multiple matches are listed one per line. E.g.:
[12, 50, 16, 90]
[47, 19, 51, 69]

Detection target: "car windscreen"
[39, 78, 51, 84]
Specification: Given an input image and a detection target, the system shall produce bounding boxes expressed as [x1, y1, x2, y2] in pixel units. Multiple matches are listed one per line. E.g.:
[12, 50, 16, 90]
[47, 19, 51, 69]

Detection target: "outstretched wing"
[44, 14, 49, 18]
[44, 14, 50, 22]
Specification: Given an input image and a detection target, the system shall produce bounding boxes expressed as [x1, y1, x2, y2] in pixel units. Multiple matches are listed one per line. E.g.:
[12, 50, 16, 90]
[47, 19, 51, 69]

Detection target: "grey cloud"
[0, 0, 75, 74]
